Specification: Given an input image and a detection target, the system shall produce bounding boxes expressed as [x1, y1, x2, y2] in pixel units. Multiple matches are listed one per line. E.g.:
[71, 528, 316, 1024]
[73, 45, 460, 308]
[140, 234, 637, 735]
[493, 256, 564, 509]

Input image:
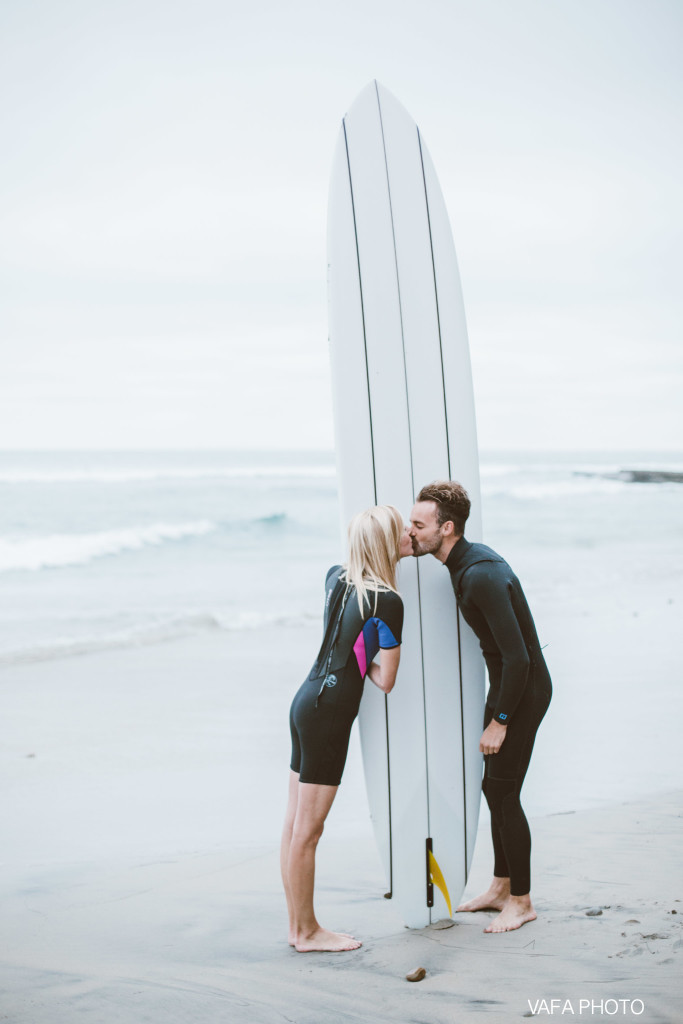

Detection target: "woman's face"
[398, 527, 414, 559]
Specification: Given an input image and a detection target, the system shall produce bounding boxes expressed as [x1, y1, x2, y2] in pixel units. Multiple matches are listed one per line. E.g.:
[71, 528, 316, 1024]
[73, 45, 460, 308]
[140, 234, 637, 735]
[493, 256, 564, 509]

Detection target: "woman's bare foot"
[457, 878, 510, 913]
[289, 929, 354, 947]
[294, 927, 362, 952]
[484, 895, 537, 933]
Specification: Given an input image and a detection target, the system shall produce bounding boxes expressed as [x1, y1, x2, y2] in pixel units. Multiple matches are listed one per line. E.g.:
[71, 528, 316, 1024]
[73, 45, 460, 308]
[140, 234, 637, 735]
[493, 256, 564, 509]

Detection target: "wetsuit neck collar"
[444, 535, 473, 574]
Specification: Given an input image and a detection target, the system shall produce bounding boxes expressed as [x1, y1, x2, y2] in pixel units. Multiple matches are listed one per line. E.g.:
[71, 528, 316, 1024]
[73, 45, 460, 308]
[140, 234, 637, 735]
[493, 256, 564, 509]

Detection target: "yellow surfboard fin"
[428, 849, 453, 918]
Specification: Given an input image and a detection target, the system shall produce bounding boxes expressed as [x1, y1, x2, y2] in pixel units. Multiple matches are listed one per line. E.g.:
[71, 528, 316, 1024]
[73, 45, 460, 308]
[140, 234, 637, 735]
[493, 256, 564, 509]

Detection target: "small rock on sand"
[406, 967, 427, 982]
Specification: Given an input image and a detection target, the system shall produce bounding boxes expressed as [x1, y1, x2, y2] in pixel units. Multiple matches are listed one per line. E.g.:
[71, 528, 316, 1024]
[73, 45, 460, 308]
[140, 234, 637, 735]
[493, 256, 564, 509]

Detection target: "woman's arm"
[367, 646, 401, 694]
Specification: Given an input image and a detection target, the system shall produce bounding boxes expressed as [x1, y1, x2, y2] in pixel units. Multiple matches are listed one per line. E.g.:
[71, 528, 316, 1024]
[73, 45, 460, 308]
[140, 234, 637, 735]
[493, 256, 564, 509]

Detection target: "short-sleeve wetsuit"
[289, 565, 404, 786]
[445, 537, 552, 896]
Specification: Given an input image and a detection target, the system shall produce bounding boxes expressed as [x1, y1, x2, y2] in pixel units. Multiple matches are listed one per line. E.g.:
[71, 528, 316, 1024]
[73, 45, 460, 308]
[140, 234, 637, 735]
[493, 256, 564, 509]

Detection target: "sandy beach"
[1, 793, 681, 1024]
[2, 615, 682, 1024]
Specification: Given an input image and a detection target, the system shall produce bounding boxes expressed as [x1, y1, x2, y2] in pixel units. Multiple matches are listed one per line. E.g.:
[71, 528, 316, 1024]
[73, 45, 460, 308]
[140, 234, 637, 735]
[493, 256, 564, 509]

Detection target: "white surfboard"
[327, 82, 485, 928]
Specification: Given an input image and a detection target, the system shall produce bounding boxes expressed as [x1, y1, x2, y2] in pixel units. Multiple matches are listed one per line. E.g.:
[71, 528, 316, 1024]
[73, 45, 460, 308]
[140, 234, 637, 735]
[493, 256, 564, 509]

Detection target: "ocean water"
[1, 449, 682, 667]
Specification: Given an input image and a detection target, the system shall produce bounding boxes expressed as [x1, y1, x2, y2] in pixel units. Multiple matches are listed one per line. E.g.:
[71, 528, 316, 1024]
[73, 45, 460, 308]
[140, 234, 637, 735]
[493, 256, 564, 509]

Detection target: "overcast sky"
[1, 0, 681, 452]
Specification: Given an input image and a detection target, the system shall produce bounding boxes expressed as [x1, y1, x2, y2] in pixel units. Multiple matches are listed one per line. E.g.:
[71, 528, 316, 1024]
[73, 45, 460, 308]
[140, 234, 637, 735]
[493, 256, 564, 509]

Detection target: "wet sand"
[1, 629, 681, 1022]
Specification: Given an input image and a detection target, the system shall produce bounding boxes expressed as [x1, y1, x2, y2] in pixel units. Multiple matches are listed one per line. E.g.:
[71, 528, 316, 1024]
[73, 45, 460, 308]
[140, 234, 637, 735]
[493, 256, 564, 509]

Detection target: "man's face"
[409, 501, 444, 557]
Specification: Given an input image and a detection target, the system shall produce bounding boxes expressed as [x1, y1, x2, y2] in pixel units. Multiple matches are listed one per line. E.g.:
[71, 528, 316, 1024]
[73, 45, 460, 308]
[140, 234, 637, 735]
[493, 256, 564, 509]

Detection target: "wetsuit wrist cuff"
[494, 712, 509, 725]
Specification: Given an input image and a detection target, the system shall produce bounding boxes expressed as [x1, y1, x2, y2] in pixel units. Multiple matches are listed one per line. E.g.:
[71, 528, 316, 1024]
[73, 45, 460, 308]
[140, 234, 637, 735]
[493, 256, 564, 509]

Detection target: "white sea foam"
[479, 463, 525, 477]
[0, 465, 336, 484]
[480, 478, 629, 500]
[0, 609, 318, 665]
[3, 450, 680, 673]
[0, 521, 216, 573]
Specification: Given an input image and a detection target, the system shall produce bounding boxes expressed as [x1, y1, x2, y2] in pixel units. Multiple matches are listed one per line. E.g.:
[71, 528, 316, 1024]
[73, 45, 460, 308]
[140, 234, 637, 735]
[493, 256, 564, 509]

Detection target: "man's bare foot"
[457, 880, 510, 913]
[294, 927, 362, 952]
[484, 895, 537, 933]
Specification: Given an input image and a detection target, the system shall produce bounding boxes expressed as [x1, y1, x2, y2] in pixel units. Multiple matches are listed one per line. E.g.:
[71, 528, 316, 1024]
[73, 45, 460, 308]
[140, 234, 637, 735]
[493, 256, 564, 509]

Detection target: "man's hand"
[479, 720, 507, 755]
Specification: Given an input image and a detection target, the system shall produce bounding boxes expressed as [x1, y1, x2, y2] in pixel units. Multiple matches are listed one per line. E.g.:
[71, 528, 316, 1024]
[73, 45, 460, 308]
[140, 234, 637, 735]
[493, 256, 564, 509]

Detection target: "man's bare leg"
[484, 893, 537, 932]
[457, 875, 510, 913]
[287, 780, 361, 952]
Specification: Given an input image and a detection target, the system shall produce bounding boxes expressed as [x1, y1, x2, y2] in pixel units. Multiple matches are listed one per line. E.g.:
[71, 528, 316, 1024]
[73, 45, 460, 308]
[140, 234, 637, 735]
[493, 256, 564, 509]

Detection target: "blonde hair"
[342, 504, 404, 614]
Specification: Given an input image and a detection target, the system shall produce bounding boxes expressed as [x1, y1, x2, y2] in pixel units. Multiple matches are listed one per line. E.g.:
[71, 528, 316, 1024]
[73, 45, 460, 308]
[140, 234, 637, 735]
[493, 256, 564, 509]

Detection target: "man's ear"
[442, 520, 455, 537]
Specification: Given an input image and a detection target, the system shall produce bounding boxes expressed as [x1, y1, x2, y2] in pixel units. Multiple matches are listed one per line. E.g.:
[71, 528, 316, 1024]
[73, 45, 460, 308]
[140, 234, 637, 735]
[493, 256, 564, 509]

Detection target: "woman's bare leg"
[287, 780, 361, 952]
[280, 770, 300, 945]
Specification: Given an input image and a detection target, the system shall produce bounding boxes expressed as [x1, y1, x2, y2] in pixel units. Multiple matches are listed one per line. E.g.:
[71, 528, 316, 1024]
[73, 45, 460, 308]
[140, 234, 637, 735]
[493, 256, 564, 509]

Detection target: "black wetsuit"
[289, 566, 403, 787]
[445, 537, 552, 896]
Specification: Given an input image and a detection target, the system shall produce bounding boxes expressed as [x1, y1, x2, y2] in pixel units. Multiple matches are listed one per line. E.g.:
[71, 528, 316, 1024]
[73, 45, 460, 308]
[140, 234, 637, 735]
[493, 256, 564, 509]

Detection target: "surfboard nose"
[342, 80, 414, 130]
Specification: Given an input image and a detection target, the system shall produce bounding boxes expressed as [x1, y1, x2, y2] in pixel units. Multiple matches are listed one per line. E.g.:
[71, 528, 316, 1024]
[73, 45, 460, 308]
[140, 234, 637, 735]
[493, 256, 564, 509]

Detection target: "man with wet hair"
[409, 481, 552, 933]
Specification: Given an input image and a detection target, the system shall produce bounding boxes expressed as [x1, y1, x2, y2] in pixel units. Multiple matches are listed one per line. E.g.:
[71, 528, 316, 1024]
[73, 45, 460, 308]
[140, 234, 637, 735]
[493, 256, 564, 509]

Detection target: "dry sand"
[1, 631, 681, 1023]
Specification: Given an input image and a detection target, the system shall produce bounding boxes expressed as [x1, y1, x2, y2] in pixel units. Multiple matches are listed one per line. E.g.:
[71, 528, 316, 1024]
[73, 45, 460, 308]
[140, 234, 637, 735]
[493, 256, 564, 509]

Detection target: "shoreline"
[2, 609, 681, 842]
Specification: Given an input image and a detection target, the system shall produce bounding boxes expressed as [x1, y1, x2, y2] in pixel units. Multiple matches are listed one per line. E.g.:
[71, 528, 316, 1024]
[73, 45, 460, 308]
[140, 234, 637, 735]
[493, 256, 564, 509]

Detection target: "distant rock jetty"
[575, 469, 683, 484]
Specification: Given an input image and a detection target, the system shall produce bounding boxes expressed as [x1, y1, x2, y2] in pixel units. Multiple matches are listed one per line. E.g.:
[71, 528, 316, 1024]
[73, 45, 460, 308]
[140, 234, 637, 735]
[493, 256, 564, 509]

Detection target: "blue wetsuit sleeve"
[360, 617, 399, 668]
[374, 592, 403, 647]
[373, 619, 400, 648]
[348, 592, 403, 680]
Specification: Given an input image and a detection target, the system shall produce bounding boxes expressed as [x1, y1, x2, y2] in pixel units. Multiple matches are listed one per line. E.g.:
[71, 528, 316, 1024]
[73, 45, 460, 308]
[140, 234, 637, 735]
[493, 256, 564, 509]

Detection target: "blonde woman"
[281, 505, 412, 953]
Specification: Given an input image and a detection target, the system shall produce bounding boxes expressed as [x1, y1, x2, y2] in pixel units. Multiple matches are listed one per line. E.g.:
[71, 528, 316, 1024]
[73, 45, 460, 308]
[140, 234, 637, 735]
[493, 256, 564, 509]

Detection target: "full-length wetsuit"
[445, 537, 552, 896]
[290, 566, 403, 787]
